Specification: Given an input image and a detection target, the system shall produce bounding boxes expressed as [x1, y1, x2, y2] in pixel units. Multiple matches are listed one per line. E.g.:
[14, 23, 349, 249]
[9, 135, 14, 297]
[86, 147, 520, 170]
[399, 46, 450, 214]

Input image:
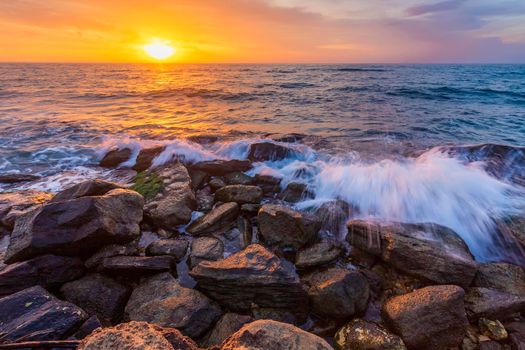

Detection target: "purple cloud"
[406, 0, 467, 16]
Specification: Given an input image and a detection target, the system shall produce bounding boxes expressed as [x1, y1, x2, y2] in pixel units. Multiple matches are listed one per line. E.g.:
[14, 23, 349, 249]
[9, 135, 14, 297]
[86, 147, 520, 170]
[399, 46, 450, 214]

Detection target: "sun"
[143, 39, 175, 60]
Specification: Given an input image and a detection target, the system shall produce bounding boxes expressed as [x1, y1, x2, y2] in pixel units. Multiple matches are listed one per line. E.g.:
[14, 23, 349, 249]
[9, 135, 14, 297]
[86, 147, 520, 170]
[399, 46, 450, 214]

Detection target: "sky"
[0, 0, 524, 63]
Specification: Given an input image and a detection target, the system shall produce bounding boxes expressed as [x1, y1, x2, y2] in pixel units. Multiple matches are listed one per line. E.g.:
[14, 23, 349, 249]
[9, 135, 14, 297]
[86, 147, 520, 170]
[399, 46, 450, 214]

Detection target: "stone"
[196, 187, 214, 212]
[0, 254, 84, 297]
[479, 341, 503, 350]
[347, 220, 478, 288]
[73, 315, 103, 339]
[189, 169, 209, 190]
[100, 256, 175, 277]
[223, 172, 254, 185]
[280, 182, 313, 202]
[254, 174, 281, 194]
[186, 202, 239, 236]
[125, 272, 221, 338]
[464, 287, 525, 321]
[215, 185, 263, 204]
[0, 174, 40, 183]
[382, 285, 468, 350]
[202, 312, 253, 347]
[303, 267, 369, 319]
[209, 177, 227, 192]
[268, 133, 307, 143]
[479, 318, 508, 341]
[509, 332, 525, 350]
[315, 200, 351, 237]
[5, 188, 143, 263]
[100, 148, 132, 167]
[146, 238, 189, 261]
[238, 216, 253, 248]
[295, 240, 342, 269]
[85, 242, 139, 269]
[0, 286, 87, 343]
[220, 320, 333, 350]
[258, 204, 321, 249]
[189, 236, 224, 269]
[132, 146, 165, 171]
[0, 190, 52, 232]
[334, 319, 407, 350]
[190, 244, 309, 319]
[191, 159, 253, 176]
[247, 142, 295, 162]
[473, 262, 525, 296]
[60, 273, 130, 325]
[49, 179, 123, 203]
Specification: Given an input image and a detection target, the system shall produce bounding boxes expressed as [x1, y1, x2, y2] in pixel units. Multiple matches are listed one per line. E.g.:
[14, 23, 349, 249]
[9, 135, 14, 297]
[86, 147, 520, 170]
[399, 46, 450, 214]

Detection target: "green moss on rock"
[131, 171, 163, 200]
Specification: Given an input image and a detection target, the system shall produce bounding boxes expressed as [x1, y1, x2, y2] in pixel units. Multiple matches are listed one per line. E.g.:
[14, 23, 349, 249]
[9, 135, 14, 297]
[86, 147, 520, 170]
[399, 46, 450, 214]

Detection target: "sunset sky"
[1, 0, 524, 63]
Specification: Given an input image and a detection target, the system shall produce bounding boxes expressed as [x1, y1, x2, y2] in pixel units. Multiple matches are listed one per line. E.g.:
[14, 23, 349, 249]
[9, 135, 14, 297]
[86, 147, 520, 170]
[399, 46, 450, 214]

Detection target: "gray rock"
[464, 287, 525, 321]
[215, 185, 263, 204]
[295, 240, 342, 269]
[189, 236, 224, 268]
[196, 188, 214, 212]
[202, 312, 253, 347]
[223, 172, 254, 185]
[186, 202, 239, 236]
[334, 319, 407, 350]
[146, 238, 189, 261]
[73, 315, 102, 339]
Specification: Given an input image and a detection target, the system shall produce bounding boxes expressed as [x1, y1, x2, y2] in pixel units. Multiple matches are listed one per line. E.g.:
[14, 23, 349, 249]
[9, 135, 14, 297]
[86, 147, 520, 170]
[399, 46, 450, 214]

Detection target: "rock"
[280, 182, 313, 202]
[241, 203, 261, 215]
[0, 190, 52, 232]
[254, 174, 281, 194]
[132, 146, 165, 171]
[268, 133, 307, 143]
[473, 262, 525, 296]
[295, 240, 342, 269]
[186, 202, 239, 236]
[143, 163, 197, 229]
[146, 238, 189, 261]
[73, 315, 103, 339]
[498, 216, 525, 251]
[0, 254, 84, 297]
[238, 216, 253, 248]
[479, 318, 508, 341]
[100, 148, 132, 167]
[191, 159, 253, 176]
[189, 236, 224, 269]
[85, 242, 139, 269]
[0, 174, 40, 183]
[258, 204, 321, 249]
[160, 327, 200, 350]
[464, 287, 525, 321]
[247, 142, 295, 162]
[100, 256, 175, 277]
[5, 188, 143, 263]
[303, 268, 369, 319]
[509, 332, 525, 350]
[209, 177, 227, 192]
[0, 286, 87, 343]
[224, 172, 254, 185]
[382, 285, 468, 350]
[315, 200, 351, 237]
[334, 319, 407, 350]
[189, 169, 209, 190]
[220, 319, 333, 350]
[49, 179, 123, 203]
[190, 244, 309, 319]
[125, 272, 221, 338]
[347, 220, 478, 288]
[60, 273, 130, 325]
[196, 187, 214, 212]
[480, 341, 503, 350]
[215, 185, 263, 204]
[202, 312, 253, 347]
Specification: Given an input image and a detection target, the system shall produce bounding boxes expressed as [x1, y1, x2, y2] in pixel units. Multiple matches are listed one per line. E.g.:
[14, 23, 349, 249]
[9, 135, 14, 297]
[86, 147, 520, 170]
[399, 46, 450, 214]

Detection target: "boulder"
[215, 185, 263, 204]
[190, 244, 309, 319]
[186, 202, 239, 236]
[382, 285, 468, 350]
[303, 268, 369, 319]
[49, 179, 123, 203]
[315, 200, 351, 236]
[5, 188, 143, 263]
[0, 174, 40, 184]
[146, 238, 189, 261]
[209, 177, 227, 192]
[295, 240, 342, 269]
[85, 242, 139, 269]
[473, 262, 525, 296]
[258, 204, 321, 249]
[280, 182, 313, 203]
[73, 315, 103, 339]
[334, 319, 407, 350]
[60, 273, 130, 325]
[268, 133, 307, 143]
[100, 256, 175, 277]
[223, 172, 254, 185]
[247, 142, 295, 162]
[132, 146, 165, 171]
[189, 236, 224, 269]
[464, 287, 525, 321]
[191, 159, 252, 176]
[189, 169, 209, 190]
[0, 254, 84, 297]
[254, 174, 281, 194]
[220, 319, 333, 350]
[125, 272, 221, 338]
[100, 148, 132, 168]
[202, 312, 253, 347]
[0, 190, 52, 232]
[0, 286, 88, 343]
[347, 220, 478, 288]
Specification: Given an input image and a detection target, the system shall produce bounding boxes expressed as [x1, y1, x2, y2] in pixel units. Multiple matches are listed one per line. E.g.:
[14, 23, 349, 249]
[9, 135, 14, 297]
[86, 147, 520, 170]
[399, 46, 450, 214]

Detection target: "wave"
[388, 86, 525, 102]
[332, 67, 387, 72]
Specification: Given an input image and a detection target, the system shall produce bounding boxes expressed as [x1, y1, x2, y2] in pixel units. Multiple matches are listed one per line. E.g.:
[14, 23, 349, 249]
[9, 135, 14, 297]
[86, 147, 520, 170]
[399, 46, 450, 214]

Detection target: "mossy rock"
[131, 171, 163, 200]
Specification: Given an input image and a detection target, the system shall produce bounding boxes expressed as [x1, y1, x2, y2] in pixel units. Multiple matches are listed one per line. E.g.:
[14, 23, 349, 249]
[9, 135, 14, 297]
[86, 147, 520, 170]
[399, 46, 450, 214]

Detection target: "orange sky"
[1, 0, 524, 63]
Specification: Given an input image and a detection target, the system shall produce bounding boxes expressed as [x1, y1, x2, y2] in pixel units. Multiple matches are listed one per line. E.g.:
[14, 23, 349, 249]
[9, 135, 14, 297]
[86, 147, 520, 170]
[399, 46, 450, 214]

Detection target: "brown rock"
[0, 174, 40, 184]
[0, 190, 52, 232]
[49, 179, 123, 203]
[295, 240, 342, 269]
[280, 182, 313, 203]
[186, 202, 239, 236]
[214, 185, 263, 204]
[247, 142, 296, 162]
[334, 319, 407, 350]
[223, 172, 254, 185]
[100, 255, 175, 277]
[85, 242, 139, 269]
[465, 287, 525, 321]
[132, 146, 165, 171]
[473, 262, 525, 296]
[146, 238, 189, 261]
[189, 236, 224, 269]
[202, 312, 253, 347]
[191, 159, 252, 176]
[100, 148, 132, 168]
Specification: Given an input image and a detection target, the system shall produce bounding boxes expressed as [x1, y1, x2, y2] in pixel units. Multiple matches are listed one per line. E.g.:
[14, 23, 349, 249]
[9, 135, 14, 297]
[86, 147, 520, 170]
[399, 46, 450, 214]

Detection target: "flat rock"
[100, 255, 175, 276]
[202, 312, 253, 347]
[464, 287, 525, 321]
[189, 236, 224, 269]
[0, 286, 88, 343]
[85, 242, 139, 269]
[0, 190, 52, 232]
[347, 220, 478, 288]
[125, 272, 221, 338]
[100, 148, 132, 168]
[382, 285, 468, 350]
[214, 185, 263, 204]
[473, 262, 525, 296]
[146, 238, 189, 261]
[49, 179, 123, 203]
[0, 254, 84, 297]
[191, 159, 252, 176]
[223, 172, 254, 185]
[186, 202, 239, 236]
[247, 142, 295, 162]
[295, 240, 342, 269]
[132, 146, 165, 171]
[0, 174, 40, 184]
[334, 319, 407, 350]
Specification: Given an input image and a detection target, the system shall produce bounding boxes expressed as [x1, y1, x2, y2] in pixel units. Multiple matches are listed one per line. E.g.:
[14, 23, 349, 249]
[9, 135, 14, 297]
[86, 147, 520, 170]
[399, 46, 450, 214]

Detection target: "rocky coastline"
[1, 140, 525, 350]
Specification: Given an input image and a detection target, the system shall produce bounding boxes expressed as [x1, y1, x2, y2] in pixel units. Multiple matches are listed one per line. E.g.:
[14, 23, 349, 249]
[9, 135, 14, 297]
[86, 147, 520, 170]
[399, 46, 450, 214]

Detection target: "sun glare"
[143, 40, 175, 60]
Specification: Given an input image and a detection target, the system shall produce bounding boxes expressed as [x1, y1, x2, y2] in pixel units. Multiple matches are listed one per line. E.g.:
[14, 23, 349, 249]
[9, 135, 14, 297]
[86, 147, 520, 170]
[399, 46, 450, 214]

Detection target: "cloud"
[406, 0, 466, 16]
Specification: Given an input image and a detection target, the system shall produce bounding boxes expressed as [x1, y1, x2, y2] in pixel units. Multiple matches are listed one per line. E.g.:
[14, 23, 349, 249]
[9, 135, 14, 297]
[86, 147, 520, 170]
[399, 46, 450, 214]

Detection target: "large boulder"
[125, 272, 221, 338]
[100, 148, 132, 168]
[60, 273, 130, 325]
[472, 262, 525, 296]
[247, 142, 296, 162]
[0, 254, 84, 297]
[220, 319, 333, 350]
[191, 159, 252, 176]
[257, 204, 321, 249]
[146, 238, 189, 261]
[0, 286, 88, 343]
[382, 285, 468, 350]
[464, 287, 525, 321]
[202, 312, 253, 347]
[189, 236, 224, 269]
[5, 188, 143, 263]
[347, 220, 478, 288]
[190, 244, 309, 319]
[132, 146, 165, 171]
[50, 179, 123, 203]
[0, 190, 52, 234]
[186, 202, 239, 236]
[214, 185, 263, 204]
[334, 319, 407, 350]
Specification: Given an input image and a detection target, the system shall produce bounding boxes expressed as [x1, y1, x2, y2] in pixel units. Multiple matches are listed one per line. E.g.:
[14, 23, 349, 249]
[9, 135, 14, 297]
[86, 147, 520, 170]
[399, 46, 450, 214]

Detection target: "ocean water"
[1, 63, 525, 263]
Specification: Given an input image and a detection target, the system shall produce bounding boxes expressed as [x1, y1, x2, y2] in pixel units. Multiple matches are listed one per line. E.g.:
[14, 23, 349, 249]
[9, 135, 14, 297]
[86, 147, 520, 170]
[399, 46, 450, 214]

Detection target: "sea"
[1, 63, 525, 263]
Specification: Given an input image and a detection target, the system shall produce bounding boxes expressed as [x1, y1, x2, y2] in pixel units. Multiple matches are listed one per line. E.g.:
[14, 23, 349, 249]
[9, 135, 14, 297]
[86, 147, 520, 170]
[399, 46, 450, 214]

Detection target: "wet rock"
[280, 182, 313, 203]
[132, 146, 165, 172]
[191, 159, 252, 176]
[0, 190, 52, 232]
[73, 315, 103, 339]
[125, 272, 221, 338]
[473, 262, 525, 296]
[382, 285, 468, 350]
[254, 174, 281, 194]
[5, 188, 143, 263]
[315, 200, 351, 236]
[189, 236, 224, 269]
[334, 319, 407, 350]
[464, 287, 525, 321]
[209, 177, 227, 192]
[220, 319, 333, 350]
[202, 312, 253, 347]
[85, 242, 139, 269]
[146, 238, 189, 261]
[295, 240, 342, 269]
[347, 220, 478, 288]
[268, 133, 307, 143]
[60, 273, 130, 326]
[258, 204, 321, 249]
[186, 202, 239, 236]
[100, 255, 175, 277]
[0, 174, 40, 183]
[0, 254, 84, 297]
[50, 179, 123, 203]
[215, 185, 263, 204]
[247, 142, 295, 162]
[303, 267, 369, 319]
[189, 169, 209, 190]
[479, 318, 508, 341]
[190, 244, 309, 319]
[196, 187, 214, 212]
[498, 216, 525, 251]
[100, 148, 132, 168]
[0, 286, 88, 343]
[223, 172, 254, 185]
